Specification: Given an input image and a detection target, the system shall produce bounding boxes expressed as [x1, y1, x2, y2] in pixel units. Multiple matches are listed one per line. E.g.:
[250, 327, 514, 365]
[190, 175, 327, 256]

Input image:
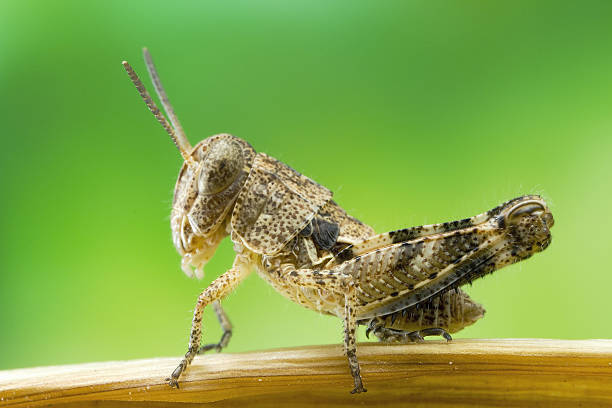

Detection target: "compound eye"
[507, 201, 545, 222]
[198, 140, 244, 195]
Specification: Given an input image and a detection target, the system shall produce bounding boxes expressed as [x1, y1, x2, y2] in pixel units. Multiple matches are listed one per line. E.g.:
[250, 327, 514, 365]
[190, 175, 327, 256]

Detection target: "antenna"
[142, 48, 190, 151]
[122, 59, 193, 162]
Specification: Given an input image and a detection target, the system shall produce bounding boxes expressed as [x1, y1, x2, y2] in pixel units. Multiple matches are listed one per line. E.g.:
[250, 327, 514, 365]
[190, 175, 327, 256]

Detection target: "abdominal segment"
[360, 288, 485, 335]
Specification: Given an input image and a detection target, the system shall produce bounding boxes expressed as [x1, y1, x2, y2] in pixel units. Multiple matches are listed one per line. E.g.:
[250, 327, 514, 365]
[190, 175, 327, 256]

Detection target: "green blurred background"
[1, 1, 612, 370]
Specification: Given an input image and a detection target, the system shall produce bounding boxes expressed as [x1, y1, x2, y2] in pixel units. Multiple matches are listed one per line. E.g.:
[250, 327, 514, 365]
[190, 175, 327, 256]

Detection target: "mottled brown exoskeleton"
[122, 49, 554, 394]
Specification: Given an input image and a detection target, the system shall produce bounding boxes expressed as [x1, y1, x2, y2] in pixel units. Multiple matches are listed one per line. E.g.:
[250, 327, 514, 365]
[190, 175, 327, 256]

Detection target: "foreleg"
[167, 257, 250, 388]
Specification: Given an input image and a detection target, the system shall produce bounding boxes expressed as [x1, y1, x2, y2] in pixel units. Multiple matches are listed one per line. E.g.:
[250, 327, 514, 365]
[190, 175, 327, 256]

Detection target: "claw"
[419, 327, 452, 342]
[350, 385, 367, 394]
[166, 377, 180, 389]
[167, 361, 186, 389]
[406, 331, 425, 342]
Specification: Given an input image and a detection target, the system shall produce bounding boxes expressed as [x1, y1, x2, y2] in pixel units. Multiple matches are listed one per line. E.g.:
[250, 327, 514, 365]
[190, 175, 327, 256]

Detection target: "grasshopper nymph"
[123, 49, 554, 394]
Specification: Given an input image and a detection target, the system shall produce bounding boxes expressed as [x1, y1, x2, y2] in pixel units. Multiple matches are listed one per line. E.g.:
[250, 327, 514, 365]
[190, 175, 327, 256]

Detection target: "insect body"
[123, 49, 554, 394]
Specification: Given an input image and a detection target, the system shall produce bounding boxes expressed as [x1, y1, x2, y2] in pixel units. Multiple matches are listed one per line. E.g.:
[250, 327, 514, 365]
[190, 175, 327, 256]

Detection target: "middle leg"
[274, 264, 366, 393]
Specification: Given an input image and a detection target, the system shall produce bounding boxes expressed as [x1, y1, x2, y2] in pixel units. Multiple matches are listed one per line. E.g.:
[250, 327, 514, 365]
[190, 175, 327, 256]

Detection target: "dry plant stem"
[1, 339, 612, 407]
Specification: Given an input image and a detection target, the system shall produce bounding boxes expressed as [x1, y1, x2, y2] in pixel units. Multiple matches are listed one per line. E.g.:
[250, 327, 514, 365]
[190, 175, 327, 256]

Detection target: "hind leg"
[361, 289, 485, 343]
[365, 318, 452, 343]
[371, 326, 452, 343]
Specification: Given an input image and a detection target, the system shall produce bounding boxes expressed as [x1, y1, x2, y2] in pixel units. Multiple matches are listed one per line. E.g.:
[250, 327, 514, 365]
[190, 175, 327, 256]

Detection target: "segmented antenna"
[122, 59, 193, 162]
[142, 48, 190, 151]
